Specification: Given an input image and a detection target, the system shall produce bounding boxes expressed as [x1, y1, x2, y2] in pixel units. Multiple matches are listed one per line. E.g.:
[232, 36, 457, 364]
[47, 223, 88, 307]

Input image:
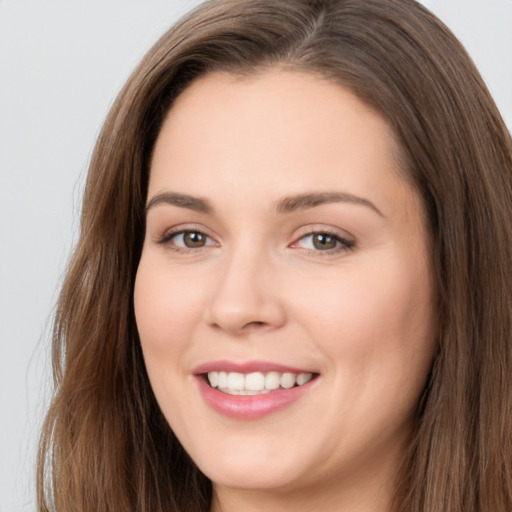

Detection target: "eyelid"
[153, 223, 355, 255]
[289, 227, 356, 254]
[155, 224, 219, 249]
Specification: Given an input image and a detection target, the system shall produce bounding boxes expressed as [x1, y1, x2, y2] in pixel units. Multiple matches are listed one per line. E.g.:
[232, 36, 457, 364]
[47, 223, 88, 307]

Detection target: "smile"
[207, 371, 314, 395]
[193, 362, 319, 419]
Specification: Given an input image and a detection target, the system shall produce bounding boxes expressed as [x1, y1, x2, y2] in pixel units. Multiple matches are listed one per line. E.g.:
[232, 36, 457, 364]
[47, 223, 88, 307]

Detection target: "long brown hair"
[37, 0, 512, 510]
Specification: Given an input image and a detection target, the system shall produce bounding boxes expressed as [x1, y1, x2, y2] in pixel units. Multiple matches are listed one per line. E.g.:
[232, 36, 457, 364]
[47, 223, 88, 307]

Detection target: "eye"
[158, 229, 217, 250]
[292, 231, 355, 253]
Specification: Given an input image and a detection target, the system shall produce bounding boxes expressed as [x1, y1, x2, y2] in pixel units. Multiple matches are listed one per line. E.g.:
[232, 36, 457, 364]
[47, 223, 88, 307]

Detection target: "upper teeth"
[207, 371, 313, 395]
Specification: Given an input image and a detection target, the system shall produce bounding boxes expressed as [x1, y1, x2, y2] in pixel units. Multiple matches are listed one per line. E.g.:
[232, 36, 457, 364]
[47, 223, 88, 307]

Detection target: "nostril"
[244, 321, 267, 329]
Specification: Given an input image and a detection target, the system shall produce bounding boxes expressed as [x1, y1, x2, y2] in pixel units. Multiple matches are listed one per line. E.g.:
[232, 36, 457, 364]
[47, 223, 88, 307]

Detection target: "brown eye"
[292, 231, 355, 254]
[183, 231, 207, 248]
[159, 230, 216, 250]
[312, 233, 338, 250]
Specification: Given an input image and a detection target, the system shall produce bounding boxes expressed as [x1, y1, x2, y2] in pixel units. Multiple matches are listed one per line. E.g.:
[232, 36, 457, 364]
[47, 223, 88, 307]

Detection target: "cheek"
[133, 255, 208, 424]
[297, 255, 435, 437]
[290, 251, 435, 367]
[133, 256, 204, 358]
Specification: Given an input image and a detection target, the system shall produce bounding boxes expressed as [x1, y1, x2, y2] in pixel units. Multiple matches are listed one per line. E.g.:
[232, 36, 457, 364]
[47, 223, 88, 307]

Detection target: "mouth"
[193, 361, 320, 419]
[205, 370, 316, 395]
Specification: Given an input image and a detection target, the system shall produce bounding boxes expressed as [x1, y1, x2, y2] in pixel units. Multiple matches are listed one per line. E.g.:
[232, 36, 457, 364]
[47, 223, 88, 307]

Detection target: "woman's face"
[134, 69, 436, 500]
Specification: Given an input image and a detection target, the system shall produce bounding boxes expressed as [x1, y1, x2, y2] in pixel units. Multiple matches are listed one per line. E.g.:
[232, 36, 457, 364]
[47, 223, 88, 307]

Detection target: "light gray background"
[1, 1, 511, 511]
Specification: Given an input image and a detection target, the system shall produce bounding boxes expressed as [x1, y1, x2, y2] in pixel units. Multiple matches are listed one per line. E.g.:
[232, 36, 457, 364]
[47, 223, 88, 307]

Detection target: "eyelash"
[157, 228, 217, 253]
[157, 228, 355, 256]
[291, 231, 355, 256]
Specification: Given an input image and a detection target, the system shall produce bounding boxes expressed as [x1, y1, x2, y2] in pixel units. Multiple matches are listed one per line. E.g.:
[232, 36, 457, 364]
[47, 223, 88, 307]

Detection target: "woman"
[37, 0, 512, 511]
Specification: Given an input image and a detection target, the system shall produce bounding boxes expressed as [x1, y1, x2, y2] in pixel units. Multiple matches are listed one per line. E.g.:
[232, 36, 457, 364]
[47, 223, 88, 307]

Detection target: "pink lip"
[193, 359, 315, 375]
[193, 360, 319, 420]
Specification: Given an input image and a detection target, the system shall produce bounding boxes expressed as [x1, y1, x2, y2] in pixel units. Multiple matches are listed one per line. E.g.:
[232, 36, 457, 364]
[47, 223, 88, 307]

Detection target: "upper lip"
[192, 360, 318, 375]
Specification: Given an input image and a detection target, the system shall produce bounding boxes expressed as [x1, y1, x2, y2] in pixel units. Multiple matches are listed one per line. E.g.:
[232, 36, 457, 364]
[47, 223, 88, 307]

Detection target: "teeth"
[245, 372, 265, 391]
[280, 372, 295, 389]
[208, 371, 219, 388]
[297, 373, 313, 385]
[227, 372, 245, 390]
[206, 370, 314, 394]
[217, 371, 228, 388]
[265, 371, 281, 390]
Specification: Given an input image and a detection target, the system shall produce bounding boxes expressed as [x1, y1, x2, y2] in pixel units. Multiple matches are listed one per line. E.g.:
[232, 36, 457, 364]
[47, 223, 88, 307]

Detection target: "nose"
[204, 249, 286, 335]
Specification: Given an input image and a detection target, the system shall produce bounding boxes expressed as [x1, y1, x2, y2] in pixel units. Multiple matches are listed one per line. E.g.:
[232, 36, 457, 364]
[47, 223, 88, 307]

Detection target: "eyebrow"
[275, 192, 384, 217]
[145, 192, 213, 214]
[145, 190, 383, 217]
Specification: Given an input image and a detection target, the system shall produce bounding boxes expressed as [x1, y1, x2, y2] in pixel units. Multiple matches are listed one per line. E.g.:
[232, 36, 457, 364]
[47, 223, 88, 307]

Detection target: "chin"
[191, 443, 309, 491]
[204, 465, 299, 492]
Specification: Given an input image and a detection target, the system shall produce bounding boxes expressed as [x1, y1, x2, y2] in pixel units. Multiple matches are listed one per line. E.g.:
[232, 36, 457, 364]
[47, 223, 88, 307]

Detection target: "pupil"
[184, 231, 205, 247]
[313, 234, 336, 250]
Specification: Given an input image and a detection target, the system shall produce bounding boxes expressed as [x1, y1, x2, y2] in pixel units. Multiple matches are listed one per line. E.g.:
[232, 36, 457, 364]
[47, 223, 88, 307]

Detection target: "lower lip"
[195, 376, 317, 420]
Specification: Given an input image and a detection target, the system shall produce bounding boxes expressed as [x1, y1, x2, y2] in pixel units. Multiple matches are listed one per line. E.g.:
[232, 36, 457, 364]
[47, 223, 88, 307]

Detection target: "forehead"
[148, 69, 418, 221]
[155, 69, 397, 155]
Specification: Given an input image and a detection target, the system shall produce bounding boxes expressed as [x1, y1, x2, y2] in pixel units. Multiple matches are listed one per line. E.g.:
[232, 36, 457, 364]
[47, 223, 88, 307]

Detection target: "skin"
[134, 69, 437, 512]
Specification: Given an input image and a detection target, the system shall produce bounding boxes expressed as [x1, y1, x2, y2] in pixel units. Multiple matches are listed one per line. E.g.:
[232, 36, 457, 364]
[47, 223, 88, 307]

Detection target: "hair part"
[38, 1, 512, 511]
